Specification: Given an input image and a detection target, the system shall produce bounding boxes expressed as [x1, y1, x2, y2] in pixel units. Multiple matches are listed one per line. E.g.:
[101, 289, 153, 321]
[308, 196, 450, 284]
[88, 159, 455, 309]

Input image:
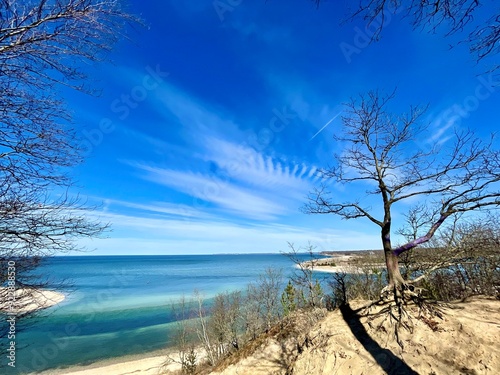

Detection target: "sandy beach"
[35, 352, 175, 375]
[34, 347, 205, 375]
[299, 252, 386, 274]
[310, 264, 361, 273]
[0, 287, 65, 314]
[300, 255, 365, 274]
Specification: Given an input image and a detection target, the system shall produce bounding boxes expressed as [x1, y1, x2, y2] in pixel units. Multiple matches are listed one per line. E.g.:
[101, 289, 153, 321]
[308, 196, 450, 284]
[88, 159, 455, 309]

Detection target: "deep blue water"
[3, 254, 319, 374]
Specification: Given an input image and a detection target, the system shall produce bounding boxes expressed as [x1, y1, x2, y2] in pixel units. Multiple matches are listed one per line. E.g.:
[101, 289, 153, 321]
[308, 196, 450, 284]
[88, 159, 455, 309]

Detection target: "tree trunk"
[382, 223, 405, 288]
[385, 249, 405, 287]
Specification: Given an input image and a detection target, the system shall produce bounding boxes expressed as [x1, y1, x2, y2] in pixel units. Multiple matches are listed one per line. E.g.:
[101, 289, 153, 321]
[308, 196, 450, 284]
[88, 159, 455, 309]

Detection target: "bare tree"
[193, 290, 219, 366]
[304, 90, 500, 300]
[208, 290, 243, 360]
[0, 0, 137, 320]
[282, 243, 325, 309]
[163, 296, 199, 375]
[245, 268, 284, 335]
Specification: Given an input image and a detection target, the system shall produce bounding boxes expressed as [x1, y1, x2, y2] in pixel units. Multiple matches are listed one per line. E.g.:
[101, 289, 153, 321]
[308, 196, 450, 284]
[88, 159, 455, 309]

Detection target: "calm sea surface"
[5, 254, 321, 374]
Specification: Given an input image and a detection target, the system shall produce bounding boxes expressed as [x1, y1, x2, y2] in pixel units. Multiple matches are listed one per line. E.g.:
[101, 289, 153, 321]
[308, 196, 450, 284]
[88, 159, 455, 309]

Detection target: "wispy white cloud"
[133, 163, 288, 220]
[151, 82, 242, 141]
[423, 106, 461, 147]
[202, 137, 319, 196]
[125, 133, 321, 221]
[81, 209, 380, 255]
[119, 77, 323, 221]
[102, 198, 216, 221]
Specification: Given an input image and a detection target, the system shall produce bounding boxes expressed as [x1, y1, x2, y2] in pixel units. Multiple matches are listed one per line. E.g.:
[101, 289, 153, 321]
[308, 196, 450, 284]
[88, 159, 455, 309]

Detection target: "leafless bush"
[326, 253, 386, 308]
[245, 268, 284, 337]
[163, 296, 199, 374]
[326, 272, 349, 309]
[208, 291, 243, 357]
[282, 243, 326, 309]
[398, 213, 500, 301]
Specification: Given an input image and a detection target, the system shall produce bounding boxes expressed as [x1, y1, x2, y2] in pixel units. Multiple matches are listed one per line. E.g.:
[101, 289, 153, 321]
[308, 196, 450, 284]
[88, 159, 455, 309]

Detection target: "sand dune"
[38, 296, 500, 375]
[212, 296, 500, 375]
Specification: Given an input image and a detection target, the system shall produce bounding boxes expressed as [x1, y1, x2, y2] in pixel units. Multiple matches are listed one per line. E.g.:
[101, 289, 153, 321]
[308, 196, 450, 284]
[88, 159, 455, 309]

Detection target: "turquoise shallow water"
[2, 254, 318, 374]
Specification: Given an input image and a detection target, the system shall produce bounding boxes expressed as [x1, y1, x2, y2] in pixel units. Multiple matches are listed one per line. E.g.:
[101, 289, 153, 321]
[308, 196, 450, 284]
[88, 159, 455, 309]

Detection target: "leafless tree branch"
[0, 0, 138, 330]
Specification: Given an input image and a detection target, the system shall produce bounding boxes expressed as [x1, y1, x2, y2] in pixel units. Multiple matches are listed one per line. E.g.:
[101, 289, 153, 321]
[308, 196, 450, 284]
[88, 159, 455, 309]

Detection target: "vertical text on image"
[5, 260, 17, 368]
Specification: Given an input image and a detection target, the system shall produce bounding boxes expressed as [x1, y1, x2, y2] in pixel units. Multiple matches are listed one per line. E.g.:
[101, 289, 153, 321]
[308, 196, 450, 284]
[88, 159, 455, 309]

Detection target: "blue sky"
[67, 1, 499, 255]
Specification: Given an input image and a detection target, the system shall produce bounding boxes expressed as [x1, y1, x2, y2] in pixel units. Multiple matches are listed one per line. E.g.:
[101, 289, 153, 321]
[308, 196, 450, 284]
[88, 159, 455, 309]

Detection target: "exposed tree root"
[353, 283, 447, 349]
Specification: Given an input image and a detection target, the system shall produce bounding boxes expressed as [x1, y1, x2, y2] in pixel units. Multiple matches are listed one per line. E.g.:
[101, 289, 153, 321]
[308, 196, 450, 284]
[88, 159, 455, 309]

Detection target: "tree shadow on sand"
[340, 304, 419, 375]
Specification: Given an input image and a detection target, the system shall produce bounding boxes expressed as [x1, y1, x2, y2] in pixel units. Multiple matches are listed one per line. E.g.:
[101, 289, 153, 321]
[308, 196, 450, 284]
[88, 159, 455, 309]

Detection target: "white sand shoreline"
[299, 257, 363, 274]
[299, 254, 384, 274]
[34, 346, 204, 375]
[0, 287, 65, 314]
[34, 352, 171, 375]
[312, 265, 361, 273]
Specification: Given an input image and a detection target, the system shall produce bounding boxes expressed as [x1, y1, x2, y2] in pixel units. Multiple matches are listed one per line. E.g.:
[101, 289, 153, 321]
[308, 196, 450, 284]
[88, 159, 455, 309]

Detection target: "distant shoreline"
[301, 251, 384, 274]
[49, 250, 381, 257]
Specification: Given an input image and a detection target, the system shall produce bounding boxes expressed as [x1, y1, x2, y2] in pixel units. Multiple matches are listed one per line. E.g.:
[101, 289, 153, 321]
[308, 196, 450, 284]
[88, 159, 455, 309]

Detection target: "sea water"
[5, 253, 319, 374]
